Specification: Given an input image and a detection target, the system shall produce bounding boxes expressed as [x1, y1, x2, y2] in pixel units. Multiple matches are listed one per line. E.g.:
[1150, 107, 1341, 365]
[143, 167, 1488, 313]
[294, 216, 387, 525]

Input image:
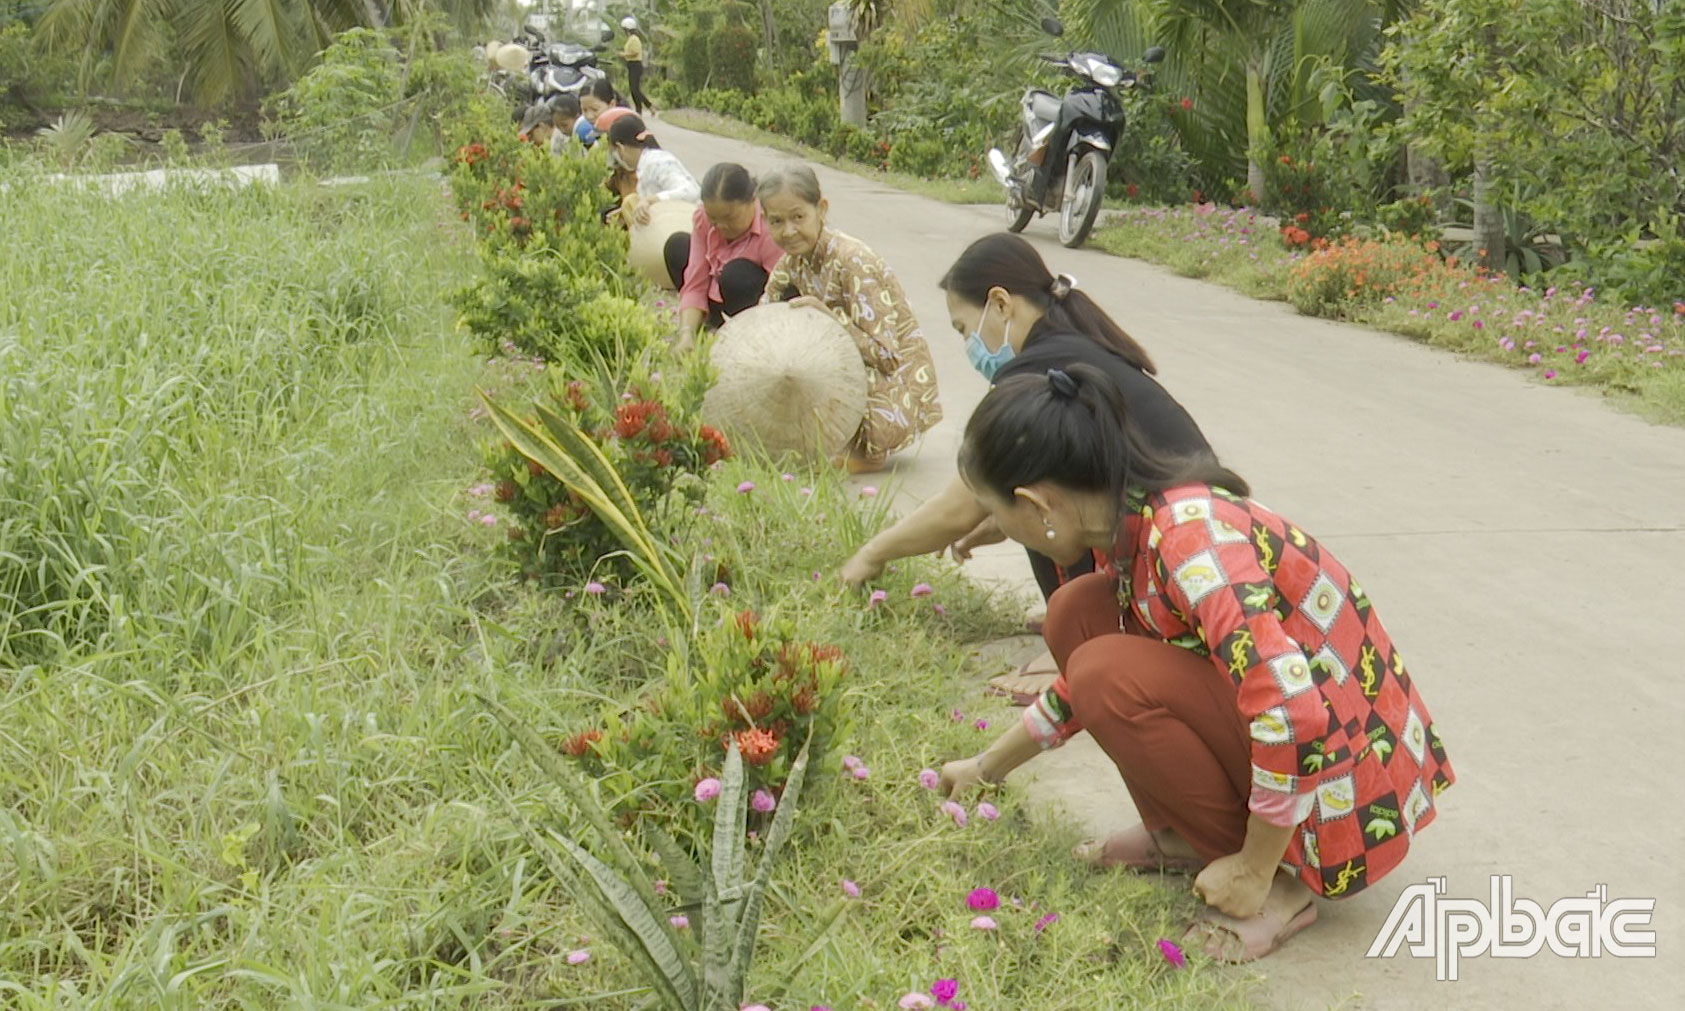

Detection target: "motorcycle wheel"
[1058, 150, 1107, 249]
[1005, 188, 1034, 233]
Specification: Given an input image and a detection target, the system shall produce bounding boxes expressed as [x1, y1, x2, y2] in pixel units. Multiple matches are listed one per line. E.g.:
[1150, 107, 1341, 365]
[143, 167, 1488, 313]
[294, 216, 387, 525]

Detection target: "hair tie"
[1048, 273, 1077, 300]
[1047, 368, 1079, 400]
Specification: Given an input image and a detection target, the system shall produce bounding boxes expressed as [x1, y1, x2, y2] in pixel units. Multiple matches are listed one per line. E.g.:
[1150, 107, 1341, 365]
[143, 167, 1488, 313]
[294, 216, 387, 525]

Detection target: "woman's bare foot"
[1184, 870, 1318, 962]
[984, 649, 1060, 705]
[1072, 824, 1203, 873]
[845, 448, 887, 474]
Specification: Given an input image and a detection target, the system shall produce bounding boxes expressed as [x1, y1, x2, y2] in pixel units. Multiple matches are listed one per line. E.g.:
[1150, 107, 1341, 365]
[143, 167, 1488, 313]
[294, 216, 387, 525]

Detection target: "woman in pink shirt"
[671, 163, 786, 353]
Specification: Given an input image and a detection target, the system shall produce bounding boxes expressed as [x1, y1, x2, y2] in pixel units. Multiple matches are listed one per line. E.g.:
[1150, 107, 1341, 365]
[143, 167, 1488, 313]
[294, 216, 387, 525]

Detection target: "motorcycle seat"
[1026, 90, 1061, 124]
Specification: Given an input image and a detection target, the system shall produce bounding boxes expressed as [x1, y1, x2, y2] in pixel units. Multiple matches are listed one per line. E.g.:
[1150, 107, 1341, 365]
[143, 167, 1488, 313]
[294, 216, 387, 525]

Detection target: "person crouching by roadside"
[548, 94, 596, 154]
[670, 163, 785, 353]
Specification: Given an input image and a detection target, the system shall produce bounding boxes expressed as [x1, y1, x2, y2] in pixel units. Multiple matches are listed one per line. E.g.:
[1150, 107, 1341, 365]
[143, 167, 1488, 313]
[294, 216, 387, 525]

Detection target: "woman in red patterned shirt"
[938, 363, 1455, 962]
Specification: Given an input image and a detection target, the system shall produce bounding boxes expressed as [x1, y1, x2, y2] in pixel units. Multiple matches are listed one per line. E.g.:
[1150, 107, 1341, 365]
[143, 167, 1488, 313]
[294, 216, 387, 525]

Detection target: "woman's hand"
[1192, 852, 1274, 919]
[786, 294, 826, 312]
[838, 548, 885, 588]
[938, 757, 989, 799]
[949, 516, 1006, 563]
[632, 201, 653, 226]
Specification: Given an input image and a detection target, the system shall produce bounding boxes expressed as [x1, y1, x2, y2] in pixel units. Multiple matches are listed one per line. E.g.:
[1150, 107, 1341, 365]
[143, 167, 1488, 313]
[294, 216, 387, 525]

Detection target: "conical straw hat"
[627, 200, 696, 290]
[702, 302, 868, 461]
[494, 42, 530, 72]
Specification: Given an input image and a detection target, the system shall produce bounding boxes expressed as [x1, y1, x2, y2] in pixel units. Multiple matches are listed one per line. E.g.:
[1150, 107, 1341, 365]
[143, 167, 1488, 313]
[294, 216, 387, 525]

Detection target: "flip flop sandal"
[1070, 823, 1204, 875]
[983, 670, 1059, 707]
[1184, 903, 1318, 963]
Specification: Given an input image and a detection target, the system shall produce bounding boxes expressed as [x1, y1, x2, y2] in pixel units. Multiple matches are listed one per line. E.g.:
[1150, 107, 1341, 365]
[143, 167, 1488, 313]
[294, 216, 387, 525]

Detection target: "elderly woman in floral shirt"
[756, 164, 942, 473]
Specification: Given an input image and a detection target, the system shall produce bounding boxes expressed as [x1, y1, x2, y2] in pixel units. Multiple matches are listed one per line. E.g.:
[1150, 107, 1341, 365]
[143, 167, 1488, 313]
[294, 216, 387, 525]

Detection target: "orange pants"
[1044, 572, 1253, 863]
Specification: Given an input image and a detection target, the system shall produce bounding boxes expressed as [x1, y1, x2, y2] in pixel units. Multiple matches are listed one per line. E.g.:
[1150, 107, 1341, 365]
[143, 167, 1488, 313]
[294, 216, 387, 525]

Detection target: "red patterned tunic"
[1025, 483, 1455, 899]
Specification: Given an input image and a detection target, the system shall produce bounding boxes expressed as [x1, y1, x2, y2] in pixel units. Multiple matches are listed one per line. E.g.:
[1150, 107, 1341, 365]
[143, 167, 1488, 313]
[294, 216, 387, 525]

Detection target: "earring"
[1044, 519, 1057, 540]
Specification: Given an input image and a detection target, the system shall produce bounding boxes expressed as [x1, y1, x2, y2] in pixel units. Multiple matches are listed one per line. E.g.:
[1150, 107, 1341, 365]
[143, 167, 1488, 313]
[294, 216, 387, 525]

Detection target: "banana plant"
[480, 390, 693, 626]
[483, 694, 815, 1010]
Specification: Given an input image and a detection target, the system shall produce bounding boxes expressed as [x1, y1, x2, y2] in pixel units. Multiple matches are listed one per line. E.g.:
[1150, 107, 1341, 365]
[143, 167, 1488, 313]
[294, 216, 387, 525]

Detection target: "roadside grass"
[0, 167, 1266, 1007]
[660, 109, 1002, 206]
[1092, 205, 1685, 426]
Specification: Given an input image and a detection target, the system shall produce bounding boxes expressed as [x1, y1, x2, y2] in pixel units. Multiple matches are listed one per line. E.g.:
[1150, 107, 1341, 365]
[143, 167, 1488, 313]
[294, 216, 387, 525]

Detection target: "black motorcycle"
[987, 18, 1164, 248]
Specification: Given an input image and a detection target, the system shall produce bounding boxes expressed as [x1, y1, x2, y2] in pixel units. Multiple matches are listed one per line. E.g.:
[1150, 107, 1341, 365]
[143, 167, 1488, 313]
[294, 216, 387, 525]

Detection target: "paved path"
[655, 119, 1685, 1010]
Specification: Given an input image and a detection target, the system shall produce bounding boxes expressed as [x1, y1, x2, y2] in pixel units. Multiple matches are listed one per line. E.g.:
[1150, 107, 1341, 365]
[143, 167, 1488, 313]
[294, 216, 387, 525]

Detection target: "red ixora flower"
[698, 424, 732, 464]
[1179, 97, 1193, 111]
[733, 727, 781, 766]
[562, 729, 602, 757]
[613, 400, 670, 440]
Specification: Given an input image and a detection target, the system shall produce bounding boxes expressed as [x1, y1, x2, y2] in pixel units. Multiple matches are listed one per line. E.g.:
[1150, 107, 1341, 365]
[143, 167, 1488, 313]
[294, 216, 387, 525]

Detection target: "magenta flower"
[710, 582, 731, 596]
[1449, 310, 1463, 321]
[898, 995, 934, 1011]
[842, 754, 862, 771]
[966, 887, 1000, 911]
[1575, 349, 1591, 364]
[933, 603, 948, 616]
[654, 879, 668, 895]
[737, 481, 755, 493]
[842, 879, 861, 898]
[566, 949, 591, 965]
[918, 768, 940, 790]
[694, 778, 721, 802]
[940, 801, 968, 827]
[973, 718, 989, 731]
[860, 486, 878, 497]
[930, 979, 959, 1005]
[910, 583, 934, 598]
[585, 581, 606, 595]
[742, 1005, 771, 1011]
[1528, 353, 1543, 364]
[800, 487, 813, 496]
[851, 766, 870, 780]
[782, 473, 795, 481]
[970, 916, 998, 930]
[1034, 912, 1060, 932]
[751, 789, 776, 813]
[1158, 937, 1187, 968]
[976, 801, 1000, 821]
[868, 589, 887, 607]
[1544, 369, 1558, 379]
[670, 915, 690, 929]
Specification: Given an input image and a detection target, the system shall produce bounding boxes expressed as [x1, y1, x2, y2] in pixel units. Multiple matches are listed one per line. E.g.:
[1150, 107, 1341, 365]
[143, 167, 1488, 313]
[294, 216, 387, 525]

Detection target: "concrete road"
[654, 118, 1685, 1010]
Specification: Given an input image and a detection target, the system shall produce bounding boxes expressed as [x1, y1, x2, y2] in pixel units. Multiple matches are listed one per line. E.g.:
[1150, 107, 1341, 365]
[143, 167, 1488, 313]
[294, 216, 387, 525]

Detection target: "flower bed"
[1093, 206, 1685, 422]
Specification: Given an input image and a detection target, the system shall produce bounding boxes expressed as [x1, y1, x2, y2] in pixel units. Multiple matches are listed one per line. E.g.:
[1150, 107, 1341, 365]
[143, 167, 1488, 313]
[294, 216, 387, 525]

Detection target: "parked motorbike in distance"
[987, 17, 1164, 248]
[528, 40, 606, 100]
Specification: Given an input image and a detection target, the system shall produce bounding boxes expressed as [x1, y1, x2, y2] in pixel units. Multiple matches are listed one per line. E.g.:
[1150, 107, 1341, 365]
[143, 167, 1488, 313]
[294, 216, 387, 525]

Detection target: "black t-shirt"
[995, 324, 1212, 457]
[993, 323, 1214, 598]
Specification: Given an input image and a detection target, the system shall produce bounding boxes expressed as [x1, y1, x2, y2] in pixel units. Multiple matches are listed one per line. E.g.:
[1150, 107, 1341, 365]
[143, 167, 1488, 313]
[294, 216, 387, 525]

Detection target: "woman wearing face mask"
[606, 115, 700, 229]
[839, 233, 1218, 696]
[758, 164, 942, 473]
[937, 363, 1453, 962]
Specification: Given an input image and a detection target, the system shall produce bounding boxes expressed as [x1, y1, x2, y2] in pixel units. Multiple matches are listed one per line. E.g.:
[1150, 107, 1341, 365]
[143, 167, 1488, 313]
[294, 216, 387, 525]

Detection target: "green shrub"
[481, 366, 728, 582]
[269, 27, 404, 173]
[708, 22, 760, 95]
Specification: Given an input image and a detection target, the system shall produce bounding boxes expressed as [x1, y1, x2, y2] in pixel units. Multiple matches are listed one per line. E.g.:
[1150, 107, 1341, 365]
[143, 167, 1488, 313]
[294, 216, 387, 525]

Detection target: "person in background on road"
[671, 163, 785, 352]
[548, 93, 596, 153]
[839, 232, 1219, 698]
[757, 163, 943, 474]
[607, 115, 700, 230]
[939, 362, 1455, 962]
[619, 16, 654, 117]
[582, 78, 634, 135]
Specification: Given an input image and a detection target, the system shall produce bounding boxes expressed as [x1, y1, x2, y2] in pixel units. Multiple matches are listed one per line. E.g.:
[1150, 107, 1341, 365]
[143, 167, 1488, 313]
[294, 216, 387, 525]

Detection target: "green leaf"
[644, 821, 705, 901]
[726, 736, 813, 998]
[477, 695, 663, 915]
[551, 830, 698, 1008]
[492, 791, 688, 1011]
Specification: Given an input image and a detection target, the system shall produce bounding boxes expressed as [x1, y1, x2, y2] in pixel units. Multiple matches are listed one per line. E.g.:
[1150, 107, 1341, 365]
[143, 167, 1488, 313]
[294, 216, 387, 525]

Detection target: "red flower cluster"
[613, 400, 678, 442]
[1282, 225, 1313, 247]
[734, 727, 781, 766]
[563, 728, 603, 757]
[698, 425, 731, 465]
[455, 142, 488, 166]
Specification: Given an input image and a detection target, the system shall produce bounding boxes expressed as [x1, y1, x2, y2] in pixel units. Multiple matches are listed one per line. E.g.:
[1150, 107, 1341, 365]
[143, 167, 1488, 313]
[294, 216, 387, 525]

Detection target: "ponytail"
[940, 233, 1158, 375]
[959, 363, 1248, 510]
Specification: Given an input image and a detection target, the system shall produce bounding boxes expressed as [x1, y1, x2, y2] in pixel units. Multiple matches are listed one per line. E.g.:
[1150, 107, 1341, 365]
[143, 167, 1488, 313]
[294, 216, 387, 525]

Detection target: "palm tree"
[37, 0, 492, 106]
[1068, 0, 1411, 201]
